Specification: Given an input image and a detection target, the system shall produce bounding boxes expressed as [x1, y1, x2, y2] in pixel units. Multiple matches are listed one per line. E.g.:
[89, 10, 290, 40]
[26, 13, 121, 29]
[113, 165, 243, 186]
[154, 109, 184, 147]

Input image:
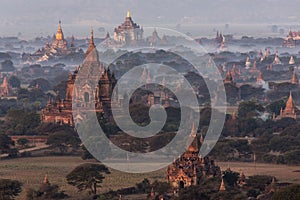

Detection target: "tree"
[17, 138, 29, 148]
[26, 178, 67, 200]
[4, 109, 40, 135]
[0, 179, 22, 200]
[8, 76, 20, 88]
[66, 163, 110, 195]
[222, 170, 239, 187]
[246, 175, 273, 191]
[81, 145, 95, 160]
[46, 130, 80, 155]
[151, 181, 171, 195]
[179, 185, 210, 200]
[136, 178, 151, 193]
[272, 184, 300, 200]
[0, 133, 14, 153]
[238, 101, 264, 119]
[29, 78, 51, 92]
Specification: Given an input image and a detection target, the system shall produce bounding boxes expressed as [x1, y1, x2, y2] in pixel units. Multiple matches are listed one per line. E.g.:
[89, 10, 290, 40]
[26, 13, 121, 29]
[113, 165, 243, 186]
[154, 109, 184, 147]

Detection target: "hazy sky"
[0, 0, 299, 38]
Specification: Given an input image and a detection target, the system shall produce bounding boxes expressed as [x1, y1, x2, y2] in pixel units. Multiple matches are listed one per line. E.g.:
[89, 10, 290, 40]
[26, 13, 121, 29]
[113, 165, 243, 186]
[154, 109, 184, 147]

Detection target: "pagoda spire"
[219, 177, 226, 191]
[85, 27, 96, 57]
[224, 70, 233, 84]
[285, 91, 295, 111]
[186, 121, 199, 152]
[190, 121, 196, 137]
[291, 71, 299, 84]
[127, 10, 131, 18]
[199, 130, 204, 144]
[43, 174, 49, 185]
[289, 56, 295, 65]
[2, 76, 8, 87]
[89, 27, 95, 47]
[55, 20, 64, 40]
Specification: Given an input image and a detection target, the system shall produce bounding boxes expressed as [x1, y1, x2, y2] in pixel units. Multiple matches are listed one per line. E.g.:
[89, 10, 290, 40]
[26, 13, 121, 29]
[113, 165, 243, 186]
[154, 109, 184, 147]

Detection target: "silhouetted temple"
[166, 123, 221, 189]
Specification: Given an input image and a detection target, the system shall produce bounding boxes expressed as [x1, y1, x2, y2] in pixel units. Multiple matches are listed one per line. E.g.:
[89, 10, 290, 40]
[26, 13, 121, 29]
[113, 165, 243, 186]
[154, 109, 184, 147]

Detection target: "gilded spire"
[55, 20, 64, 41]
[127, 10, 131, 18]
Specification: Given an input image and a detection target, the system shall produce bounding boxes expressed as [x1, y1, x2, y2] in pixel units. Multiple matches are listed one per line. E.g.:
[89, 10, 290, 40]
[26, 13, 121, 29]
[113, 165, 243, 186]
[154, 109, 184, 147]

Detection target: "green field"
[0, 156, 299, 199]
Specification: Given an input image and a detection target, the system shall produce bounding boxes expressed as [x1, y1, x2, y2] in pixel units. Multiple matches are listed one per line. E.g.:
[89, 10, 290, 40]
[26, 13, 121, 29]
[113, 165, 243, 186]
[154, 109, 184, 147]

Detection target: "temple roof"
[257, 71, 263, 81]
[2, 76, 8, 87]
[114, 11, 141, 34]
[224, 70, 233, 83]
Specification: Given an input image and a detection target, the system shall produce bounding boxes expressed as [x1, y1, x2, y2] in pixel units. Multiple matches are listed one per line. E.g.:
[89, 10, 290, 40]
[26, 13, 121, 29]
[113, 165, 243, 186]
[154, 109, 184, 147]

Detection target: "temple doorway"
[179, 181, 184, 189]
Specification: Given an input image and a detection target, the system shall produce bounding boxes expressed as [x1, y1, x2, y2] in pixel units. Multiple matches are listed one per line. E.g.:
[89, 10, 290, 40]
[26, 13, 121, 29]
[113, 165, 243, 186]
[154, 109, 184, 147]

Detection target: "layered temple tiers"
[275, 91, 297, 120]
[166, 123, 221, 189]
[51, 20, 68, 50]
[113, 11, 143, 45]
[23, 20, 84, 63]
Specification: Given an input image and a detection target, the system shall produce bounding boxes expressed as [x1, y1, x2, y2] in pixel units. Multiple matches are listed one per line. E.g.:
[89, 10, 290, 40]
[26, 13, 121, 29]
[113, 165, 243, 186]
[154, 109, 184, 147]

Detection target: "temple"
[273, 52, 282, 65]
[256, 71, 264, 85]
[23, 21, 84, 63]
[291, 71, 299, 85]
[41, 29, 116, 126]
[166, 123, 221, 189]
[51, 20, 68, 50]
[275, 91, 297, 120]
[283, 30, 300, 47]
[289, 56, 295, 65]
[113, 11, 143, 45]
[224, 70, 233, 84]
[0, 76, 13, 97]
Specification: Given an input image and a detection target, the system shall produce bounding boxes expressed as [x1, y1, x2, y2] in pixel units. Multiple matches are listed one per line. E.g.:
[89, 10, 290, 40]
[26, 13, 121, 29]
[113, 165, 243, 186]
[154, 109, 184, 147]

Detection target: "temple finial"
[127, 10, 131, 18]
[191, 121, 196, 137]
[43, 174, 49, 184]
[219, 177, 226, 191]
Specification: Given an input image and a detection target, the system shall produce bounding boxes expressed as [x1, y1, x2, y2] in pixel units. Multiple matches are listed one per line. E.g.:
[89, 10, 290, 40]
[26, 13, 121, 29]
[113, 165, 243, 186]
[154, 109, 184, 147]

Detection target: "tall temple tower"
[51, 20, 68, 50]
[0, 76, 12, 97]
[41, 28, 117, 126]
[276, 91, 297, 120]
[291, 71, 299, 85]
